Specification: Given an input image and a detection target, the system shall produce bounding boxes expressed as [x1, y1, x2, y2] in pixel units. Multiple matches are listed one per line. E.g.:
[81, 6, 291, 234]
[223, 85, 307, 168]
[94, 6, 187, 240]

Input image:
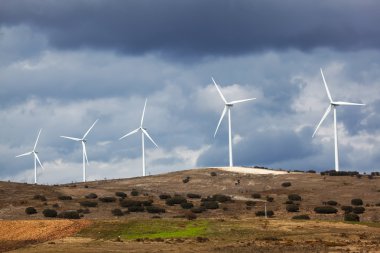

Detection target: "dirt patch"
[0, 219, 91, 252]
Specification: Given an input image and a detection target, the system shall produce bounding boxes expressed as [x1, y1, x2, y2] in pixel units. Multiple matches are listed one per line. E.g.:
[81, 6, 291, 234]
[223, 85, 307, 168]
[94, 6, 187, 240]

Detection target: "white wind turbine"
[60, 119, 98, 182]
[16, 129, 44, 184]
[119, 99, 158, 177]
[212, 77, 256, 167]
[312, 68, 365, 172]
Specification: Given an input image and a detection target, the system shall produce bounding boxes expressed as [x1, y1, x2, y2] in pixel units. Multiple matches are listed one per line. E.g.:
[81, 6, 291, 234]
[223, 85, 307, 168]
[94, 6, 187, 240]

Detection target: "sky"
[1, 0, 379, 184]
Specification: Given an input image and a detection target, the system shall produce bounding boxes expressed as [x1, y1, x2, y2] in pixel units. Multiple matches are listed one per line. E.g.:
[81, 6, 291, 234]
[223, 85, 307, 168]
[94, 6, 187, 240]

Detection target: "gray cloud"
[1, 0, 380, 59]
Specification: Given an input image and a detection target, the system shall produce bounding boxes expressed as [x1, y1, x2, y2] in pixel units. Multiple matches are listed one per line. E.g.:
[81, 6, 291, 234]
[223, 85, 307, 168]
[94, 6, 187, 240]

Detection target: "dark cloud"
[1, 0, 380, 58]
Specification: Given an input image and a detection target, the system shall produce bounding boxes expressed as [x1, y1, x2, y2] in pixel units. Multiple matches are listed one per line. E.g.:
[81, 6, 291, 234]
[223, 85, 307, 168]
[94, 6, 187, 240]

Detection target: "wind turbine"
[16, 129, 44, 184]
[212, 77, 256, 167]
[119, 99, 158, 177]
[60, 119, 98, 182]
[312, 68, 365, 172]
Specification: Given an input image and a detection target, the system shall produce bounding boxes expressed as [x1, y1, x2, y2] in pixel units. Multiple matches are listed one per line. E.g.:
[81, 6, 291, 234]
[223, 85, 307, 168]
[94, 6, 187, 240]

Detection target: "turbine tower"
[313, 68, 365, 172]
[16, 129, 44, 184]
[60, 119, 98, 182]
[119, 99, 158, 177]
[212, 77, 256, 167]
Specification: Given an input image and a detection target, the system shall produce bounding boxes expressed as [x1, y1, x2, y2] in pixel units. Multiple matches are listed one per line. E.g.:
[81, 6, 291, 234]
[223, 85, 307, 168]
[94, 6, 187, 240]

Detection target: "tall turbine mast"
[212, 77, 256, 167]
[119, 99, 158, 176]
[312, 69, 365, 172]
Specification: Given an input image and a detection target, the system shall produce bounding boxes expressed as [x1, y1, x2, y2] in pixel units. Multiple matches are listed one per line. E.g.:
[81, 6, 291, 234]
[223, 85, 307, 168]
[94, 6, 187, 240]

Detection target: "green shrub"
[141, 200, 153, 206]
[131, 189, 139, 196]
[79, 201, 98, 207]
[159, 194, 171, 200]
[344, 213, 360, 222]
[146, 206, 166, 214]
[25, 207, 37, 215]
[255, 210, 274, 217]
[266, 196, 274, 202]
[282, 182, 292, 187]
[182, 176, 190, 183]
[115, 192, 127, 198]
[43, 209, 57, 218]
[351, 199, 363, 206]
[285, 200, 294, 205]
[165, 196, 187, 206]
[252, 193, 261, 199]
[327, 200, 338, 206]
[99, 196, 117, 203]
[341, 206, 353, 213]
[314, 206, 338, 214]
[191, 206, 206, 213]
[203, 201, 219, 209]
[58, 195, 72, 200]
[58, 210, 80, 219]
[288, 194, 302, 201]
[213, 194, 231, 203]
[128, 206, 145, 212]
[286, 204, 299, 212]
[120, 200, 143, 207]
[33, 194, 47, 201]
[187, 193, 201, 199]
[352, 206, 365, 214]
[85, 193, 98, 199]
[210, 172, 217, 177]
[111, 208, 124, 216]
[245, 201, 256, 206]
[292, 214, 310, 220]
[181, 202, 194, 209]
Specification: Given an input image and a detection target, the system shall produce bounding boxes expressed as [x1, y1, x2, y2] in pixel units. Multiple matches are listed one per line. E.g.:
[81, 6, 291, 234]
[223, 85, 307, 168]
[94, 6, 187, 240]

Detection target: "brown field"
[1, 168, 380, 252]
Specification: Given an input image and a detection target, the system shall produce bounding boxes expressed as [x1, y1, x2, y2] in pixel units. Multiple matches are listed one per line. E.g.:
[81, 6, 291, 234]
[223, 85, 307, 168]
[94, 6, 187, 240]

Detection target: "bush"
[255, 210, 274, 217]
[286, 204, 299, 212]
[245, 201, 256, 206]
[159, 194, 171, 200]
[85, 193, 98, 199]
[187, 193, 201, 199]
[352, 206, 365, 214]
[351, 198, 363, 206]
[99, 196, 117, 203]
[191, 206, 206, 213]
[213, 194, 231, 203]
[266, 196, 274, 202]
[182, 176, 190, 184]
[115, 192, 127, 198]
[344, 213, 360, 222]
[52, 203, 59, 208]
[288, 194, 302, 201]
[203, 201, 219, 209]
[292, 214, 310, 220]
[341, 206, 353, 213]
[111, 208, 124, 216]
[128, 206, 145, 212]
[165, 196, 187, 206]
[120, 200, 143, 208]
[326, 200, 338, 206]
[131, 189, 139, 196]
[58, 210, 80, 219]
[58, 195, 72, 200]
[282, 182, 292, 187]
[80, 201, 98, 207]
[146, 206, 166, 214]
[43, 209, 57, 218]
[285, 200, 294, 205]
[321, 170, 359, 176]
[252, 193, 261, 199]
[25, 207, 37, 215]
[185, 212, 197, 220]
[210, 172, 217, 177]
[33, 194, 47, 201]
[314, 206, 338, 214]
[181, 202, 194, 209]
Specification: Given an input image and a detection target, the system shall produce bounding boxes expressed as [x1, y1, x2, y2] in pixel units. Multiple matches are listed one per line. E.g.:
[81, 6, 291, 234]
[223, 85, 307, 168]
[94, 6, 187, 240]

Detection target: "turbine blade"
[83, 119, 98, 139]
[142, 128, 158, 148]
[82, 142, 89, 164]
[312, 105, 332, 137]
[140, 99, 147, 127]
[230, 98, 256, 104]
[334, 101, 365, 106]
[119, 128, 140, 140]
[35, 154, 44, 170]
[60, 136, 81, 141]
[214, 106, 227, 138]
[320, 68, 333, 102]
[16, 151, 33, 158]
[33, 129, 42, 151]
[212, 77, 227, 104]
